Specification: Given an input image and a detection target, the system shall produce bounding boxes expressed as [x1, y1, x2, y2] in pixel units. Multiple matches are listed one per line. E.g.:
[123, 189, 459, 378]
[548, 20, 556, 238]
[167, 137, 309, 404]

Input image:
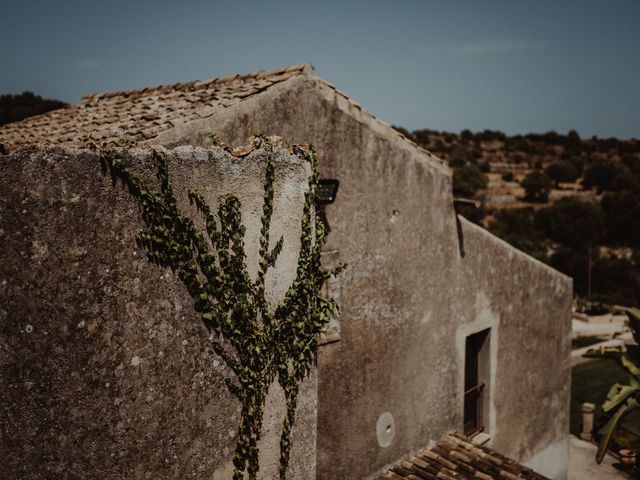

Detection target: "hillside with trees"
[394, 126, 640, 309]
[0, 92, 67, 127]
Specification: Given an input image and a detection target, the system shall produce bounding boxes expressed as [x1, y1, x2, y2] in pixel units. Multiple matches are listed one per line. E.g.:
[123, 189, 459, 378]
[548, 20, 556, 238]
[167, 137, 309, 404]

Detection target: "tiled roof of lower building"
[380, 433, 550, 480]
[0, 64, 311, 150]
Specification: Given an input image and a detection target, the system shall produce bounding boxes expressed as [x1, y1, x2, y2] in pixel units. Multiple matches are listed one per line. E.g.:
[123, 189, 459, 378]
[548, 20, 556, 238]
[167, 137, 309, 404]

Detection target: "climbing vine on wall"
[95, 137, 344, 479]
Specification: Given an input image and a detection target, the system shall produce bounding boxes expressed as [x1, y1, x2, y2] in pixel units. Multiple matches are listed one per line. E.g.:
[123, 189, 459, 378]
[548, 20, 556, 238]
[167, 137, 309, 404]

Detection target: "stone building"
[0, 142, 319, 479]
[0, 64, 572, 479]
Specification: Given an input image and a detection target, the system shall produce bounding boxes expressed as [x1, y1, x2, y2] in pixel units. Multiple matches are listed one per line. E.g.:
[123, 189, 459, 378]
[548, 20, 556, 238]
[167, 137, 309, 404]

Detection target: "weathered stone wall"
[152, 72, 572, 480]
[0, 144, 317, 479]
[454, 218, 572, 480]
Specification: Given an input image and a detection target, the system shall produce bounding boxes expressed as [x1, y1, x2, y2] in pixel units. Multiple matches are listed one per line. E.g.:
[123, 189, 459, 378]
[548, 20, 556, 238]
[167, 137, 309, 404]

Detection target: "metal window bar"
[463, 382, 485, 436]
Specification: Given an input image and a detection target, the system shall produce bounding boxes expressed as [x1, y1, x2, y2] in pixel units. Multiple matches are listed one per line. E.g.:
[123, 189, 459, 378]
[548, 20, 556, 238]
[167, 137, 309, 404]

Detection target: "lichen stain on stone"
[30, 239, 48, 261]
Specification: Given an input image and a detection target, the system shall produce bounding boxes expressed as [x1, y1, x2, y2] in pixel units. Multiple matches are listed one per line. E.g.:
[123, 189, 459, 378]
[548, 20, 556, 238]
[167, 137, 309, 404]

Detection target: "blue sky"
[1, 0, 639, 138]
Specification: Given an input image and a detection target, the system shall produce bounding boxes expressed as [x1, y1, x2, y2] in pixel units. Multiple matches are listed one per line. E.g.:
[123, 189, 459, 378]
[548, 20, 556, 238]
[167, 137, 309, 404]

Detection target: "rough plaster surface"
[524, 437, 569, 480]
[0, 144, 316, 479]
[456, 219, 572, 478]
[151, 72, 573, 479]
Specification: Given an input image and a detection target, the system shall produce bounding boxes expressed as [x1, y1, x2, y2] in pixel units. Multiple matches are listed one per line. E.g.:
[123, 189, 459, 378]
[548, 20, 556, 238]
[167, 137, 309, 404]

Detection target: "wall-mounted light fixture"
[316, 179, 340, 206]
[316, 179, 340, 231]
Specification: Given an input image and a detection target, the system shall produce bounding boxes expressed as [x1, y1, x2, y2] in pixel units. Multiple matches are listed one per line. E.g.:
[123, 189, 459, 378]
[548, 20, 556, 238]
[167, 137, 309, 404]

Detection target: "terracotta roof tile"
[0, 64, 312, 150]
[379, 434, 550, 480]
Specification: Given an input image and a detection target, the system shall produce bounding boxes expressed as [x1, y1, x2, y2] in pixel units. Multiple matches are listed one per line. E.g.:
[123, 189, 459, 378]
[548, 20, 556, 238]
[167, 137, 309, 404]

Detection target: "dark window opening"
[464, 328, 490, 436]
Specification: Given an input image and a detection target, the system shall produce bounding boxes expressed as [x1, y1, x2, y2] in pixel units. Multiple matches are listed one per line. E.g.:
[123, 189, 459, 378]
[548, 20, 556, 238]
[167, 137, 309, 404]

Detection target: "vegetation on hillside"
[394, 126, 640, 307]
[0, 91, 67, 126]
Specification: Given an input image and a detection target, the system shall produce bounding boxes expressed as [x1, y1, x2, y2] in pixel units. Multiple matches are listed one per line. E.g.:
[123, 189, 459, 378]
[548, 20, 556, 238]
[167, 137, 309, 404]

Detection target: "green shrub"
[452, 164, 488, 197]
[521, 171, 553, 202]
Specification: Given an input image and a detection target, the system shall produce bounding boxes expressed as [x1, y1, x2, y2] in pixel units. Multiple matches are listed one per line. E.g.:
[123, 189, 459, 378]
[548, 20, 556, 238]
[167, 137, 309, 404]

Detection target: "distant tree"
[431, 138, 446, 152]
[448, 145, 469, 167]
[536, 198, 604, 249]
[612, 172, 640, 193]
[622, 155, 640, 174]
[448, 156, 466, 168]
[489, 208, 547, 260]
[505, 135, 526, 152]
[521, 171, 553, 202]
[510, 152, 527, 164]
[618, 141, 639, 155]
[538, 198, 606, 300]
[545, 161, 579, 186]
[475, 129, 506, 142]
[601, 191, 640, 246]
[478, 160, 490, 173]
[583, 160, 621, 192]
[567, 129, 581, 144]
[595, 137, 620, 153]
[412, 129, 436, 147]
[549, 247, 590, 294]
[591, 257, 639, 306]
[566, 156, 587, 176]
[561, 256, 640, 305]
[0, 91, 67, 126]
[460, 129, 473, 142]
[452, 164, 488, 197]
[541, 130, 561, 145]
[518, 137, 545, 155]
[562, 143, 583, 159]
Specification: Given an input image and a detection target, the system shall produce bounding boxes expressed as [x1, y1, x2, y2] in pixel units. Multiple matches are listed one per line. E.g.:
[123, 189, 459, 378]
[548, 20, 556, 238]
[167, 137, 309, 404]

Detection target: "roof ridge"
[80, 63, 314, 104]
[309, 73, 448, 173]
